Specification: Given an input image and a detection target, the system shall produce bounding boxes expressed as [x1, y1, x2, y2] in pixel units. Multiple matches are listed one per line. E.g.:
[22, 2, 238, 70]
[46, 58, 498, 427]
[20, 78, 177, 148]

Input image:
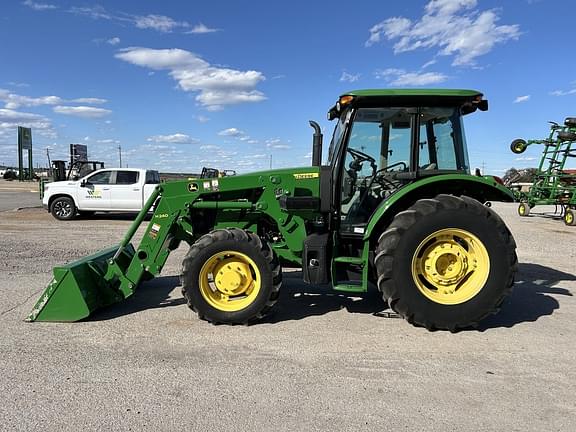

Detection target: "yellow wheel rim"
[199, 251, 261, 312]
[513, 143, 524, 153]
[567, 212, 574, 225]
[518, 204, 526, 216]
[411, 228, 490, 305]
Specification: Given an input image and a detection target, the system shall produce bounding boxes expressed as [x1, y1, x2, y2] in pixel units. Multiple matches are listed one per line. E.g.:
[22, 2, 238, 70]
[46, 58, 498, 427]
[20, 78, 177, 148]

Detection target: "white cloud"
[7, 81, 29, 88]
[116, 47, 266, 110]
[366, 0, 520, 66]
[187, 23, 220, 34]
[194, 115, 210, 123]
[514, 156, 536, 161]
[265, 138, 291, 149]
[147, 133, 198, 144]
[22, 0, 57, 11]
[422, 59, 437, 68]
[97, 138, 120, 144]
[0, 108, 55, 138]
[71, 97, 107, 104]
[107, 37, 121, 45]
[375, 68, 448, 86]
[340, 71, 361, 83]
[218, 128, 245, 137]
[134, 14, 188, 32]
[69, 6, 221, 36]
[0, 89, 107, 109]
[513, 95, 530, 103]
[69, 5, 115, 21]
[53, 105, 112, 118]
[550, 88, 576, 96]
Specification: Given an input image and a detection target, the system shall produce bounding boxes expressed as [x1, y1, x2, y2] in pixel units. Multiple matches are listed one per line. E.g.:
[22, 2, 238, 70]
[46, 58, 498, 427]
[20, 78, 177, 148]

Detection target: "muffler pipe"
[309, 120, 323, 167]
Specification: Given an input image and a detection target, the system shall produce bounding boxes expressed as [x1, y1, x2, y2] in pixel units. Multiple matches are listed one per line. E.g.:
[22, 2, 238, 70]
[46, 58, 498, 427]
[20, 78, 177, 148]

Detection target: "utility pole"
[269, 154, 272, 169]
[481, 161, 486, 175]
[46, 147, 51, 176]
[118, 144, 122, 168]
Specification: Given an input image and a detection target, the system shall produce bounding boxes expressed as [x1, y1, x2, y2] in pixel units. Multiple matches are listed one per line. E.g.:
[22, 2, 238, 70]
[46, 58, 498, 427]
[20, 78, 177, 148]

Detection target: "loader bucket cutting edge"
[26, 244, 136, 322]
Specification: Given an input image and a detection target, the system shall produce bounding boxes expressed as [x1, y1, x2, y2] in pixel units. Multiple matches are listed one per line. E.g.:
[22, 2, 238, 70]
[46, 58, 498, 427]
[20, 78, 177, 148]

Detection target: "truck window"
[116, 171, 139, 185]
[87, 171, 112, 185]
[145, 171, 160, 184]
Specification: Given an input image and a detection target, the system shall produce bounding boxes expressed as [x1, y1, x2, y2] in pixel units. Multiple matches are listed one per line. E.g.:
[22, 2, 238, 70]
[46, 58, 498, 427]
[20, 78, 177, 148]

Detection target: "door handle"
[102, 187, 110, 190]
[133, 188, 140, 191]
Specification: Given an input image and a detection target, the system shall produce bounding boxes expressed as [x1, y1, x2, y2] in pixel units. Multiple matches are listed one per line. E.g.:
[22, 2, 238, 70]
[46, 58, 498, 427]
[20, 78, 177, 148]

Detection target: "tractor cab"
[311, 90, 496, 291]
[326, 90, 486, 235]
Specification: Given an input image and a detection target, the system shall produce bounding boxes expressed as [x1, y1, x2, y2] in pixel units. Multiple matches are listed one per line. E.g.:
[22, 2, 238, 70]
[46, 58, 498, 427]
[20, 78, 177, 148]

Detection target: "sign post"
[17, 126, 33, 181]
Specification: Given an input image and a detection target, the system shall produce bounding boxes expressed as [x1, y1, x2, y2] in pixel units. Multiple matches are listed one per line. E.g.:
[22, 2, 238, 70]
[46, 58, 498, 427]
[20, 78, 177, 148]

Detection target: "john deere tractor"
[28, 89, 517, 331]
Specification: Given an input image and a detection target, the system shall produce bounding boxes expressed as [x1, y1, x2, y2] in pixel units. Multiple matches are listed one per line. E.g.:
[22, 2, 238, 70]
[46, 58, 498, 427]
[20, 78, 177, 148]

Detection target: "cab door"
[76, 170, 113, 210]
[108, 170, 141, 210]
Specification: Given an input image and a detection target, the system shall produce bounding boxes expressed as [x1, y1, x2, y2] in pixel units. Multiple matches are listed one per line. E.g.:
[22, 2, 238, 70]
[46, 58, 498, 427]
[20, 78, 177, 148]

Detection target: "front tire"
[49, 196, 77, 220]
[374, 195, 517, 331]
[181, 228, 282, 324]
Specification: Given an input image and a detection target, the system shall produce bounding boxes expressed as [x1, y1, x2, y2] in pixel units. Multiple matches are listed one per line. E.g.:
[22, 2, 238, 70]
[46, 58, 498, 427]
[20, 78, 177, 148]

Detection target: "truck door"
[77, 170, 113, 210]
[109, 170, 141, 210]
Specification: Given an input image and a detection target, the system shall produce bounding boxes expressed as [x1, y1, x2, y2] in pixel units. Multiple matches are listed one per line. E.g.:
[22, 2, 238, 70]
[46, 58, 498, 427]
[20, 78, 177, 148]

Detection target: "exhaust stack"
[309, 121, 323, 167]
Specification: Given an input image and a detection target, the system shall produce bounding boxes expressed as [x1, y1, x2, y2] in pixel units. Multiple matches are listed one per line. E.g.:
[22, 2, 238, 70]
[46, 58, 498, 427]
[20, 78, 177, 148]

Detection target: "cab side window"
[116, 171, 139, 185]
[87, 171, 112, 185]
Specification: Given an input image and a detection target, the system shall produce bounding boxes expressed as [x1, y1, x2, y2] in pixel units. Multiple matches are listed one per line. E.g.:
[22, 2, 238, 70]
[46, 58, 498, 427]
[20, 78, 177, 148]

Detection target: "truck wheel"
[50, 196, 77, 220]
[181, 228, 282, 324]
[374, 195, 517, 331]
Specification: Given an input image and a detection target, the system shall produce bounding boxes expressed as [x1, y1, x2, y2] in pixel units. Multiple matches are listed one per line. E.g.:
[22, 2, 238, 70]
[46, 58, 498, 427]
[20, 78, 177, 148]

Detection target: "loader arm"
[28, 166, 322, 322]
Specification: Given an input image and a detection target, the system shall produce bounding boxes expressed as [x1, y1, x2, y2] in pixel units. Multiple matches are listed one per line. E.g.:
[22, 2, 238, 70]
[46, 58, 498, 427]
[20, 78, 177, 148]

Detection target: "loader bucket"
[27, 244, 136, 322]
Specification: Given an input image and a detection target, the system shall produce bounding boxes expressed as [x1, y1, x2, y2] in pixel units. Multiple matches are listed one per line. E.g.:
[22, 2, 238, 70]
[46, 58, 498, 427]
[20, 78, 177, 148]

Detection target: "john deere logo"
[188, 182, 199, 192]
[293, 173, 319, 180]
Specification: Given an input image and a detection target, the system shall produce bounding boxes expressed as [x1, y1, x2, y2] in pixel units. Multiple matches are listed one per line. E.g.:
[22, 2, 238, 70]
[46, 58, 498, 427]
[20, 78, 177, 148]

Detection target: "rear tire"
[374, 195, 517, 331]
[181, 228, 282, 324]
[518, 202, 530, 217]
[564, 209, 575, 226]
[50, 196, 77, 220]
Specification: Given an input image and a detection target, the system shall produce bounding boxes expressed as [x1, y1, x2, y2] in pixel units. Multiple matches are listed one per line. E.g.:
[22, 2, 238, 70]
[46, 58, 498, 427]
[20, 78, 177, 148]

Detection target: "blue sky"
[1, 0, 575, 175]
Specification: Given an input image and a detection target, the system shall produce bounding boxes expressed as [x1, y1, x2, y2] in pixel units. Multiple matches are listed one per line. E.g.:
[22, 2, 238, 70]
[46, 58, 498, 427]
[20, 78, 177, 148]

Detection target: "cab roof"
[343, 88, 482, 98]
[328, 88, 487, 119]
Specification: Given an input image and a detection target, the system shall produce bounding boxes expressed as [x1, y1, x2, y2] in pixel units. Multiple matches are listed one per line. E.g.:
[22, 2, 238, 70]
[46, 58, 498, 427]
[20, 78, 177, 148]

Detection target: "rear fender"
[363, 174, 514, 244]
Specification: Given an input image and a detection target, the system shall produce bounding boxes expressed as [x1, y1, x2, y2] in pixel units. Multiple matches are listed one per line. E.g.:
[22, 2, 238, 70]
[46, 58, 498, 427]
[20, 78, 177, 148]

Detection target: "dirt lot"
[1, 198, 575, 431]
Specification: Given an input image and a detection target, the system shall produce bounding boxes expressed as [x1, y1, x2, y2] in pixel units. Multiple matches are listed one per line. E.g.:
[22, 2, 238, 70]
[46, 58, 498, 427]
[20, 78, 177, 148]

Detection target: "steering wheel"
[347, 147, 376, 164]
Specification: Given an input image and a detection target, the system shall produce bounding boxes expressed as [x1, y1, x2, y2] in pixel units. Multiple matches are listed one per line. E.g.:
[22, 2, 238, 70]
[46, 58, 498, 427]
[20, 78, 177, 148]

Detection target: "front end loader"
[28, 89, 517, 331]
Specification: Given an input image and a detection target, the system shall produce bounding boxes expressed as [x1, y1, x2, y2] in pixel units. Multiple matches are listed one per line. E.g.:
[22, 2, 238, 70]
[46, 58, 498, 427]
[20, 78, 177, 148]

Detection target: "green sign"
[18, 126, 32, 150]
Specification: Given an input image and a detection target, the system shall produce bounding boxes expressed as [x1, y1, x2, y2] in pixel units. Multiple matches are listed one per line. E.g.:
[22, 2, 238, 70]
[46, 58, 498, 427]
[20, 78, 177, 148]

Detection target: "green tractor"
[28, 89, 517, 331]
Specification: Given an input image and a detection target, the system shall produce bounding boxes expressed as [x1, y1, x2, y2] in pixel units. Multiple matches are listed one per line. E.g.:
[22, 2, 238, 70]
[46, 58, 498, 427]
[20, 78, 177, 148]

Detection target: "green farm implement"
[28, 89, 517, 331]
[511, 117, 576, 225]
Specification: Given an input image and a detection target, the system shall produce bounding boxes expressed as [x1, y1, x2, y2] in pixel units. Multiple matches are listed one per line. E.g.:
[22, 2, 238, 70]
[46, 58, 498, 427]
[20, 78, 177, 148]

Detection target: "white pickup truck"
[42, 168, 160, 220]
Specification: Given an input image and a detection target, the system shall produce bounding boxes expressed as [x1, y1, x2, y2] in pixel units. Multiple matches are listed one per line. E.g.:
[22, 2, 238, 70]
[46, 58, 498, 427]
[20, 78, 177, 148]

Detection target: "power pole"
[481, 161, 486, 175]
[46, 147, 51, 176]
[269, 154, 272, 169]
[118, 144, 122, 168]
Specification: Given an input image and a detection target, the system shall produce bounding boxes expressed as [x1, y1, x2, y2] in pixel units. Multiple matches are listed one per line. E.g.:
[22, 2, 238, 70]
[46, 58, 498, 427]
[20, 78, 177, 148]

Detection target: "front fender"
[363, 174, 514, 241]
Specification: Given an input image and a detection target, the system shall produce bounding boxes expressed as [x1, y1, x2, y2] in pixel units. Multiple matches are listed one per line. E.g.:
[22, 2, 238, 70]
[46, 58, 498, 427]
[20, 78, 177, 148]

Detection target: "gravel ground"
[1, 200, 575, 431]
